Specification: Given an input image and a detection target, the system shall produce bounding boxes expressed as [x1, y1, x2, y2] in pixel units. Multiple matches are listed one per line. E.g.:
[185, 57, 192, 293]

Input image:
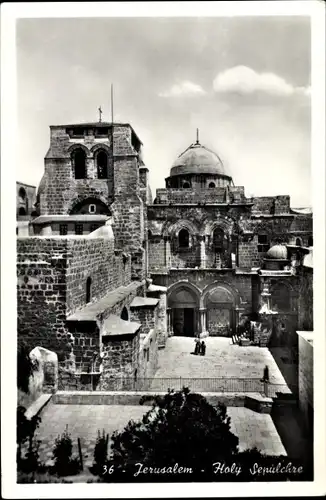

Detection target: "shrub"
[111, 387, 239, 474]
[17, 406, 42, 471]
[91, 429, 109, 475]
[52, 426, 80, 476]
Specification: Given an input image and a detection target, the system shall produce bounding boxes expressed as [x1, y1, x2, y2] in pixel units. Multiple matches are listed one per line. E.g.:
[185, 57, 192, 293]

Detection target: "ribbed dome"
[266, 244, 288, 260]
[36, 174, 46, 198]
[170, 142, 230, 178]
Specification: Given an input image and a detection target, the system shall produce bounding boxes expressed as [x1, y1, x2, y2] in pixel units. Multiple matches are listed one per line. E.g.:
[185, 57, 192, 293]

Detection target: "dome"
[36, 174, 46, 199]
[169, 142, 230, 178]
[266, 244, 288, 260]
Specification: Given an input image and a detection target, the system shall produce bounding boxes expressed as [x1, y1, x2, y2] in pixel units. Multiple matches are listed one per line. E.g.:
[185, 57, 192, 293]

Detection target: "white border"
[1, 1, 325, 498]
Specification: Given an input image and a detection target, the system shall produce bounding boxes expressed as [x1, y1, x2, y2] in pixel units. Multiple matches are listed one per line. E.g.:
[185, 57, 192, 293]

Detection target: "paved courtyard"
[153, 336, 291, 384]
[26, 401, 286, 470]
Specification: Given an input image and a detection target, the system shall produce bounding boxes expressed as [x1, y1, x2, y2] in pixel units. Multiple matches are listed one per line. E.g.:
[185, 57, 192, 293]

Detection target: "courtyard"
[29, 402, 286, 471]
[151, 336, 292, 389]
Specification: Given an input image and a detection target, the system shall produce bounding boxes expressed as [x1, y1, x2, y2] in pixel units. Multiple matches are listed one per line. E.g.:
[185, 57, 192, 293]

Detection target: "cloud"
[159, 80, 206, 97]
[213, 66, 310, 97]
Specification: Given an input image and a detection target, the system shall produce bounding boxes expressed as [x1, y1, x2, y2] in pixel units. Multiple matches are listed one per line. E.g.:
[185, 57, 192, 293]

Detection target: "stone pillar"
[41, 224, 52, 236]
[199, 236, 206, 269]
[199, 308, 208, 338]
[167, 308, 173, 336]
[164, 236, 171, 268]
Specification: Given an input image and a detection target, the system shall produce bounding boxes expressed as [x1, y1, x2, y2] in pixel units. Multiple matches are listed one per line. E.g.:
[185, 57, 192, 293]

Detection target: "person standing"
[201, 341, 206, 356]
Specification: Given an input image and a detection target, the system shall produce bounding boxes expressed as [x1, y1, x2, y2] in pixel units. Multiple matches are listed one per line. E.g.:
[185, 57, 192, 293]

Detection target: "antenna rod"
[196, 128, 199, 144]
[111, 84, 114, 124]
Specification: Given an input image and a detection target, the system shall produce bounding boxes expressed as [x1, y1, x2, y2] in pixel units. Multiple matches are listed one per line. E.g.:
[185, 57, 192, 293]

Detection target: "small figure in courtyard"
[200, 341, 206, 356]
[261, 365, 270, 383]
[194, 338, 201, 355]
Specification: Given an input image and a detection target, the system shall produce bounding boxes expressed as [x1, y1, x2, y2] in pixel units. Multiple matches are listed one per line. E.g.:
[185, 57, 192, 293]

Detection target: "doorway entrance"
[172, 308, 196, 337]
[168, 284, 199, 337]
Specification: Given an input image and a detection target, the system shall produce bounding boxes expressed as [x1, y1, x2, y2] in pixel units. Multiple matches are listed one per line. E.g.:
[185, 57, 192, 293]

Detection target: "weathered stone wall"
[101, 333, 140, 386]
[297, 267, 313, 331]
[17, 237, 133, 361]
[138, 328, 159, 381]
[298, 333, 313, 431]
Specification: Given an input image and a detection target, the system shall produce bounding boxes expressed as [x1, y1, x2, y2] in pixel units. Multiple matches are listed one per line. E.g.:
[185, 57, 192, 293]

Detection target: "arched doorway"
[204, 286, 236, 336]
[168, 285, 199, 337]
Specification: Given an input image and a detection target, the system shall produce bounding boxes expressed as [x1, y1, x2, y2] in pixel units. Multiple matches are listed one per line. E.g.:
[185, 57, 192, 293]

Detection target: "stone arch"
[167, 281, 201, 337]
[270, 280, 293, 312]
[201, 281, 241, 309]
[163, 219, 199, 238]
[95, 149, 109, 179]
[67, 143, 90, 156]
[203, 217, 234, 237]
[90, 143, 111, 154]
[71, 147, 87, 179]
[69, 196, 111, 215]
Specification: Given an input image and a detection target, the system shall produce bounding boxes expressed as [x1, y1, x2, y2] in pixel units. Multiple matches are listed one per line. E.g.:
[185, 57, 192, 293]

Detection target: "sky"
[16, 16, 311, 207]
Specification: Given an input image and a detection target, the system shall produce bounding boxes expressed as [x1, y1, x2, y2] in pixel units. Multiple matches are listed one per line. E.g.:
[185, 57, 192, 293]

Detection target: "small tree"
[52, 426, 79, 476]
[92, 429, 109, 475]
[111, 387, 239, 472]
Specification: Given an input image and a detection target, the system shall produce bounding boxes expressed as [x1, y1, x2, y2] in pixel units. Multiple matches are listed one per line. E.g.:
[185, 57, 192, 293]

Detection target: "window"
[120, 306, 129, 321]
[178, 229, 190, 249]
[75, 224, 83, 235]
[86, 277, 92, 303]
[89, 204, 96, 214]
[96, 151, 108, 179]
[209, 182, 216, 188]
[213, 228, 224, 251]
[295, 237, 302, 246]
[72, 148, 87, 179]
[18, 187, 26, 200]
[90, 224, 99, 233]
[183, 182, 190, 189]
[95, 127, 109, 137]
[146, 349, 150, 362]
[59, 224, 68, 235]
[257, 234, 269, 253]
[308, 236, 313, 247]
[18, 207, 26, 216]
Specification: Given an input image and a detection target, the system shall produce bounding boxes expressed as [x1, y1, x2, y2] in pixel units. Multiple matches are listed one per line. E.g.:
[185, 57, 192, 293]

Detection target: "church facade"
[16, 120, 313, 387]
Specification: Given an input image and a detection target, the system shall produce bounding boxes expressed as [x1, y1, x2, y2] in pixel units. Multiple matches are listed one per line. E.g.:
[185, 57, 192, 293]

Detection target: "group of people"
[194, 338, 206, 356]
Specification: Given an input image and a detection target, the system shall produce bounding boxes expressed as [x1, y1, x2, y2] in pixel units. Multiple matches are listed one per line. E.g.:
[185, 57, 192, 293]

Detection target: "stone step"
[24, 393, 52, 420]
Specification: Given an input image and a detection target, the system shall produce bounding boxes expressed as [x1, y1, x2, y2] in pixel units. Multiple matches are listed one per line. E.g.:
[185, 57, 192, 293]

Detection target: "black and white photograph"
[1, 1, 325, 497]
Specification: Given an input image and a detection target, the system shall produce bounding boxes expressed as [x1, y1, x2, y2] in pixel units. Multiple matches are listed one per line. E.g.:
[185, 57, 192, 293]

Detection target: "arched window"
[96, 151, 108, 179]
[208, 182, 216, 188]
[183, 182, 190, 189]
[18, 187, 26, 200]
[86, 277, 92, 303]
[308, 236, 313, 247]
[295, 237, 302, 246]
[178, 228, 190, 248]
[213, 227, 224, 251]
[18, 207, 26, 216]
[120, 307, 129, 321]
[72, 148, 87, 179]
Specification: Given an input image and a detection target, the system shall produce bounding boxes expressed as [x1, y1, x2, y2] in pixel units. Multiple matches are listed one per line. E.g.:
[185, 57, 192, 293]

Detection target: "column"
[199, 308, 208, 337]
[199, 236, 206, 269]
[167, 308, 173, 336]
[164, 236, 171, 268]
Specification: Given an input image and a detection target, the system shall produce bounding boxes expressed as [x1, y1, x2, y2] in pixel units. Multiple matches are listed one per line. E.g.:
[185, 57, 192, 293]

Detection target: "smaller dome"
[266, 244, 288, 260]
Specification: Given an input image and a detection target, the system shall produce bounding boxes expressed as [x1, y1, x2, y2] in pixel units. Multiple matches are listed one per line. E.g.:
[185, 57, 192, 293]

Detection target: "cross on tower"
[98, 106, 102, 123]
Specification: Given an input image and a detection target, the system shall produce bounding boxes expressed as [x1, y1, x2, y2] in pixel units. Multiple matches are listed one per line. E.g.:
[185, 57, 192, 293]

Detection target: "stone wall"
[138, 329, 159, 381]
[297, 267, 313, 331]
[17, 237, 133, 361]
[297, 332, 313, 432]
[101, 333, 140, 389]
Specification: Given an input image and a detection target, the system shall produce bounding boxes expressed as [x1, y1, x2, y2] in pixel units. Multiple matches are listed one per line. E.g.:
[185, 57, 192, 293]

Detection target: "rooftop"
[102, 315, 141, 337]
[169, 140, 231, 179]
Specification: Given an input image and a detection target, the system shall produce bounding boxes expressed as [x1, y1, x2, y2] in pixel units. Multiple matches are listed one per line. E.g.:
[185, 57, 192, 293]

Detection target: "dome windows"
[183, 181, 191, 189]
[208, 182, 216, 188]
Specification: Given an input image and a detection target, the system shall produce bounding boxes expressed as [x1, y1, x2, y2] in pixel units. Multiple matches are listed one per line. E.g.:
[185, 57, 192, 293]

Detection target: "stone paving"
[153, 336, 291, 384]
[24, 401, 286, 470]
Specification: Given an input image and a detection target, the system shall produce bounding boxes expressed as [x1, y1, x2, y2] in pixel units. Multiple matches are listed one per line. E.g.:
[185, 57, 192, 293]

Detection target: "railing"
[57, 373, 294, 396]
